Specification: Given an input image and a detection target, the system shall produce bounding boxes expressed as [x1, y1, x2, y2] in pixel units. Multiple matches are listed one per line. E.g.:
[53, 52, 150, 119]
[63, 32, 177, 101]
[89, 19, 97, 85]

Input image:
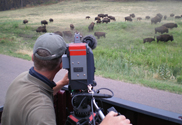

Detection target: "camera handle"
[92, 98, 105, 120]
[88, 84, 105, 120]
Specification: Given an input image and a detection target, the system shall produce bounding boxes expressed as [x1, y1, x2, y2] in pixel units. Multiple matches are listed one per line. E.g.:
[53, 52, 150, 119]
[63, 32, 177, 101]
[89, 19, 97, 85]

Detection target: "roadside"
[0, 54, 182, 114]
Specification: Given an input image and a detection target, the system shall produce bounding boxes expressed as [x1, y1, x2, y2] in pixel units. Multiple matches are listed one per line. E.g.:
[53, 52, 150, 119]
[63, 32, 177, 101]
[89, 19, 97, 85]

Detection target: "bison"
[175, 16, 181, 19]
[125, 16, 132, 22]
[94, 32, 106, 39]
[102, 18, 110, 23]
[49, 18, 53, 22]
[108, 16, 116, 21]
[41, 20, 48, 25]
[36, 26, 47, 33]
[151, 16, 161, 24]
[163, 15, 167, 20]
[157, 34, 173, 43]
[162, 23, 178, 29]
[96, 20, 102, 24]
[70, 24, 74, 30]
[23, 19, 28, 24]
[130, 13, 135, 18]
[86, 16, 90, 19]
[62, 31, 73, 37]
[137, 17, 142, 21]
[145, 16, 150, 19]
[88, 22, 95, 31]
[156, 13, 163, 20]
[143, 38, 155, 43]
[54, 31, 63, 37]
[95, 16, 101, 21]
[170, 13, 175, 17]
[98, 14, 105, 18]
[155, 26, 168, 34]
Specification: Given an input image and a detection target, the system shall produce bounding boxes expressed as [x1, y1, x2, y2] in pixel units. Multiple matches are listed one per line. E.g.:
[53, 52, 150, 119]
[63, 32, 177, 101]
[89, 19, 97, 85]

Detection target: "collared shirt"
[29, 67, 56, 89]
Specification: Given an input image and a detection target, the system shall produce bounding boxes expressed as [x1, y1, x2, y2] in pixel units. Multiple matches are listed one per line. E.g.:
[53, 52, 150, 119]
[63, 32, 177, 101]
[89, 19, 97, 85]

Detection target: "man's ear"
[32, 54, 34, 61]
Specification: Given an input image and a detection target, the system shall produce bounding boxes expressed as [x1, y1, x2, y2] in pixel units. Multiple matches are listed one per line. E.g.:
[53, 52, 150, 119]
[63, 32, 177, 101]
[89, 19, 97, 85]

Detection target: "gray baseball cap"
[33, 33, 67, 60]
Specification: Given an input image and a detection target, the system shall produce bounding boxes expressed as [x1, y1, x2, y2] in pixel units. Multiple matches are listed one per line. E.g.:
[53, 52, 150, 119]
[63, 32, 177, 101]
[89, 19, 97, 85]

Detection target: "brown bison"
[155, 26, 168, 34]
[94, 32, 106, 39]
[137, 17, 142, 21]
[130, 13, 135, 18]
[53, 31, 63, 37]
[23, 19, 28, 24]
[88, 22, 95, 31]
[157, 34, 173, 43]
[162, 23, 178, 29]
[143, 38, 155, 43]
[70, 24, 74, 30]
[49, 18, 53, 22]
[108, 16, 116, 21]
[36, 26, 47, 33]
[170, 13, 175, 17]
[151, 16, 161, 24]
[98, 14, 105, 18]
[145, 16, 150, 19]
[175, 16, 181, 19]
[41, 20, 48, 25]
[86, 16, 90, 19]
[163, 15, 167, 20]
[96, 20, 102, 24]
[156, 13, 163, 20]
[102, 18, 110, 23]
[62, 31, 73, 37]
[125, 16, 132, 22]
[95, 16, 101, 21]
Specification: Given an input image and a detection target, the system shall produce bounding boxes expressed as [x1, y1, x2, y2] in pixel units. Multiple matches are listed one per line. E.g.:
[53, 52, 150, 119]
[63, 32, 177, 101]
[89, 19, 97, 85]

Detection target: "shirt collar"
[29, 67, 56, 89]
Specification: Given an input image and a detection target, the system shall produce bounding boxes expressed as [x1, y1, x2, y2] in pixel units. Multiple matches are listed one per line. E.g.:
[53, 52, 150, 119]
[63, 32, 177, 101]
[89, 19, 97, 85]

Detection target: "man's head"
[33, 33, 67, 71]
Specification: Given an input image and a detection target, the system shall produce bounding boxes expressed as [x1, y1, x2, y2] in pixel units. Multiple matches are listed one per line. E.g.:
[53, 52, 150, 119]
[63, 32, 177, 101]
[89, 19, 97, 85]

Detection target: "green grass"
[0, 0, 182, 94]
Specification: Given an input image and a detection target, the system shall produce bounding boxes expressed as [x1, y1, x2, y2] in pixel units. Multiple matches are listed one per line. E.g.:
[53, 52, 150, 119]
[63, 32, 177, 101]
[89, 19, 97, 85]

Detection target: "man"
[1, 33, 131, 125]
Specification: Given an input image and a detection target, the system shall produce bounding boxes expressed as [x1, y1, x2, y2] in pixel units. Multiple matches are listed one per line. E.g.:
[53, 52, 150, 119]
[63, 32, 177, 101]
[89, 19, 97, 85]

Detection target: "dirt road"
[0, 54, 182, 114]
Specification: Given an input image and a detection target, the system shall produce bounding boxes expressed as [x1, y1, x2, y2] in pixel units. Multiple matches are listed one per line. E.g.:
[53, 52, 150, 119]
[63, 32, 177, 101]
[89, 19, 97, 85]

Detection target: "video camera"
[62, 32, 115, 125]
[62, 32, 97, 91]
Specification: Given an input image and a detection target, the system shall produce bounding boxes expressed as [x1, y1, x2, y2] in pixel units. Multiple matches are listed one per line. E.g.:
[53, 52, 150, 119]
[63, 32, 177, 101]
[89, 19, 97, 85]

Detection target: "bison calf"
[157, 34, 173, 43]
[143, 38, 155, 43]
[94, 32, 106, 39]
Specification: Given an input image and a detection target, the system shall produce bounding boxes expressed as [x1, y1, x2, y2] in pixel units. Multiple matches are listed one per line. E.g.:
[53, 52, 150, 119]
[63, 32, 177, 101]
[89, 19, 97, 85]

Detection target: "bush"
[177, 76, 182, 84]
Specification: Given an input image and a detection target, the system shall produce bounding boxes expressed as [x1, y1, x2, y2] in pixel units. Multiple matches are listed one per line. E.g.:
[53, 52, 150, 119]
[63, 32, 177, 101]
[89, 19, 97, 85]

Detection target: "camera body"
[62, 33, 97, 91]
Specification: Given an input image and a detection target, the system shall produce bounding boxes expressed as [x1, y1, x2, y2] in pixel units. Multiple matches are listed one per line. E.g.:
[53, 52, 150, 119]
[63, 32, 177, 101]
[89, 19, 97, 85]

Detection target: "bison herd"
[22, 12, 180, 44]
[138, 13, 179, 44]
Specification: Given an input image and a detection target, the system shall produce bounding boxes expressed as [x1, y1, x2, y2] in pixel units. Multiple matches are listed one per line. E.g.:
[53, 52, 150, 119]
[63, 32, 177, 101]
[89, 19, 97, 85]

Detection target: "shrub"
[177, 76, 182, 84]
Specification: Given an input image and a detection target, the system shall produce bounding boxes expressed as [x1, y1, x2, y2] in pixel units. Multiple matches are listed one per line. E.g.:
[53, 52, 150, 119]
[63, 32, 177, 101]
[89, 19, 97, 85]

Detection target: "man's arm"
[53, 72, 69, 95]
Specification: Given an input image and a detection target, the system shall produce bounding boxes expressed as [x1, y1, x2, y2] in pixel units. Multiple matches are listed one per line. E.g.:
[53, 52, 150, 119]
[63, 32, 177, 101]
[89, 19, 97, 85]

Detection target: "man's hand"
[100, 111, 131, 125]
[61, 72, 69, 86]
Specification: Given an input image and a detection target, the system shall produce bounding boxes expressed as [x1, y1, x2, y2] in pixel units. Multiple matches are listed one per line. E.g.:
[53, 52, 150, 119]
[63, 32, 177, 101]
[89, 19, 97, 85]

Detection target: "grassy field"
[0, 0, 182, 94]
